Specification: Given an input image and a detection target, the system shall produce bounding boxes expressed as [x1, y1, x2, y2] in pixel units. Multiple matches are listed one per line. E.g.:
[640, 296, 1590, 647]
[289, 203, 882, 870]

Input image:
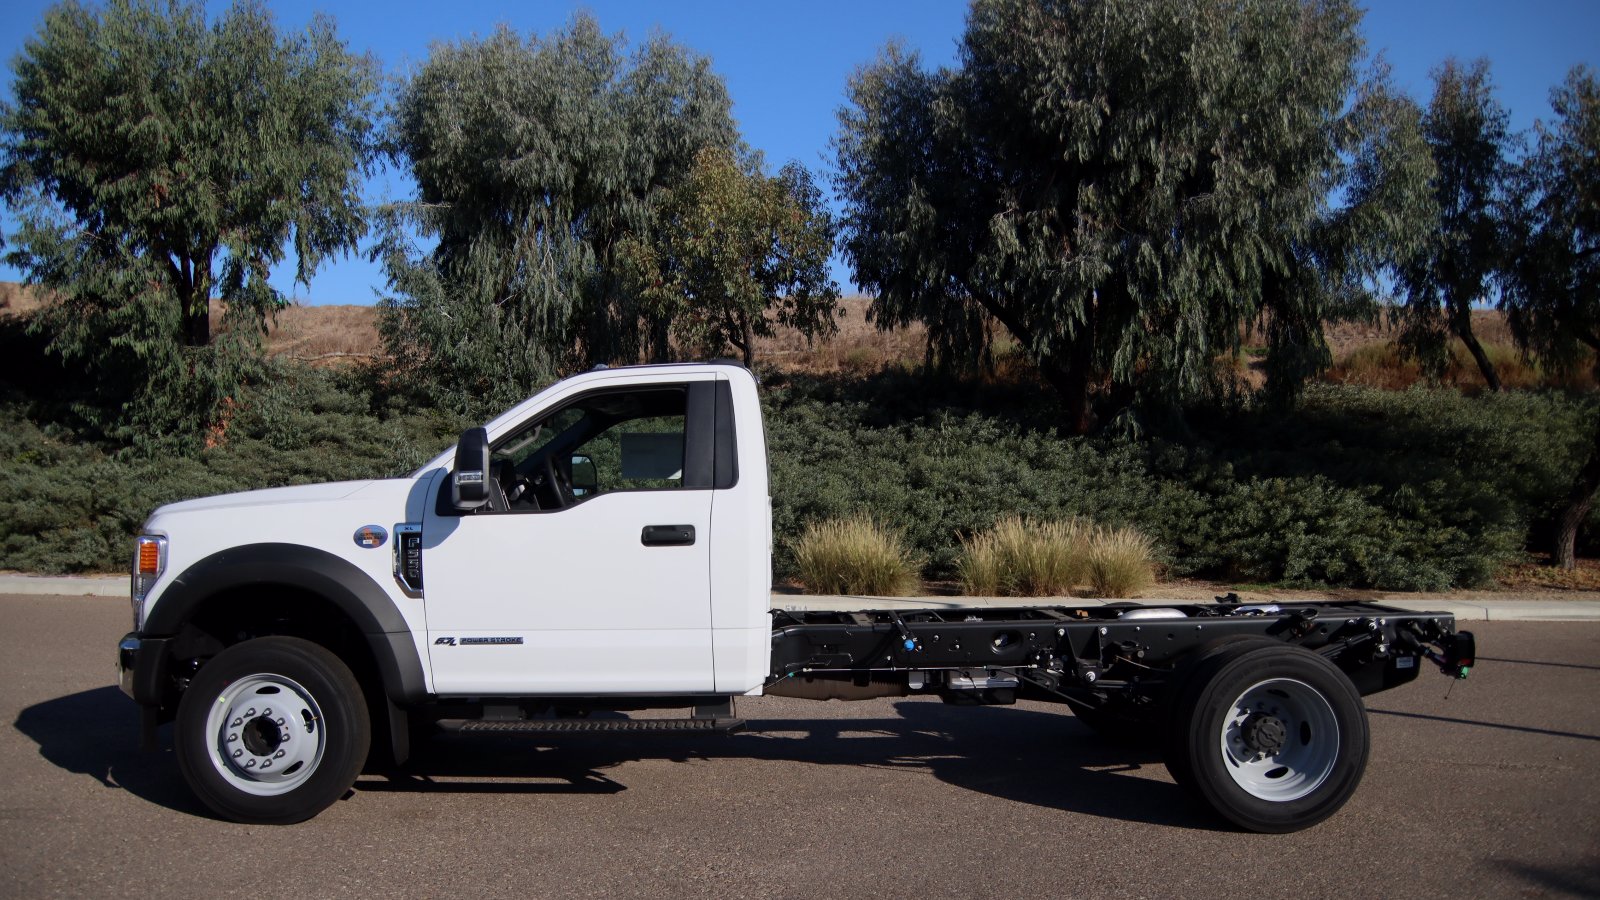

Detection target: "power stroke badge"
[434, 637, 524, 646]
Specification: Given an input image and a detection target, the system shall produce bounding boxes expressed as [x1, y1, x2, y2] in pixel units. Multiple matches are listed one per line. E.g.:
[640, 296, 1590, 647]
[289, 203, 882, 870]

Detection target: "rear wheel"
[1165, 642, 1368, 833]
[175, 636, 370, 824]
[1160, 635, 1280, 787]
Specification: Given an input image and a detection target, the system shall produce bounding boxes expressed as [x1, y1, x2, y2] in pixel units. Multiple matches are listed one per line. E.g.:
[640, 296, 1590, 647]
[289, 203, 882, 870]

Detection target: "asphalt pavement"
[2, 593, 1598, 899]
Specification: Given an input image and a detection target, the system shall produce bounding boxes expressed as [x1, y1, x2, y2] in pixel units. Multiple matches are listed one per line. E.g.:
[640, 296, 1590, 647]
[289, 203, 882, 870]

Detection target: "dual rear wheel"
[1162, 640, 1370, 833]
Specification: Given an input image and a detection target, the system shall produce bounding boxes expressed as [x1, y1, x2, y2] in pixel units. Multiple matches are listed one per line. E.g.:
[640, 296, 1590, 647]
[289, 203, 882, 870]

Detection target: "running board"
[437, 717, 746, 735]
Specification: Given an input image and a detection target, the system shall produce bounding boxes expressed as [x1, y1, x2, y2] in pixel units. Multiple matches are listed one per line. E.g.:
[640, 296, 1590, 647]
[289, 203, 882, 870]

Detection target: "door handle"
[641, 524, 696, 546]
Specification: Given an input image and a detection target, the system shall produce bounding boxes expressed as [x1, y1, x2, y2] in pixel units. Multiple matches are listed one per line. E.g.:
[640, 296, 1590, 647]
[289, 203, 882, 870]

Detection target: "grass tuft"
[792, 515, 921, 596]
[1085, 525, 1157, 598]
[958, 516, 1088, 596]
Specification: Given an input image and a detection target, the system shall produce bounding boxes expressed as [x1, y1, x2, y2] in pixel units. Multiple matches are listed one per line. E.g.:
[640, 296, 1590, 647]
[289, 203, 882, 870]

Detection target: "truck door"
[419, 378, 721, 696]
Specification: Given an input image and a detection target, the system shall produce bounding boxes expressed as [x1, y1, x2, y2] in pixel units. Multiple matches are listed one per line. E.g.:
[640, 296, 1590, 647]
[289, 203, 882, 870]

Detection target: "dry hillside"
[2, 280, 1579, 388]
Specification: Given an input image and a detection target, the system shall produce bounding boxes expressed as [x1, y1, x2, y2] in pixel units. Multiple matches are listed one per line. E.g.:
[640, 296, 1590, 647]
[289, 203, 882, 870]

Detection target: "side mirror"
[570, 454, 597, 497]
[452, 427, 491, 510]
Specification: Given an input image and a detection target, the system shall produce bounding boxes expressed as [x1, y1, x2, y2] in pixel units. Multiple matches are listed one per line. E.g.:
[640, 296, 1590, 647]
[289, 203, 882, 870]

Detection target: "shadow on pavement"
[1368, 708, 1600, 743]
[13, 685, 209, 817]
[1473, 655, 1600, 673]
[18, 689, 1214, 830]
[1494, 860, 1600, 897]
[359, 700, 1217, 831]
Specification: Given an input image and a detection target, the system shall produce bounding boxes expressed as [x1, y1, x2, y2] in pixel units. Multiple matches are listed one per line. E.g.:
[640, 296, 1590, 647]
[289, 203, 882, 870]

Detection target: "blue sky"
[3, 0, 1598, 304]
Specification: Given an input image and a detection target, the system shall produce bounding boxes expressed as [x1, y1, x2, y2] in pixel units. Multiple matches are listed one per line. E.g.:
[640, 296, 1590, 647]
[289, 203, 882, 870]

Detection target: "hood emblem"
[354, 525, 388, 549]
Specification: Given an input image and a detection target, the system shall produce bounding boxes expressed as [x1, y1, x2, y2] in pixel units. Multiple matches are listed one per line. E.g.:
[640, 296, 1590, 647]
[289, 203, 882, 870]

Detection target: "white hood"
[151, 480, 377, 516]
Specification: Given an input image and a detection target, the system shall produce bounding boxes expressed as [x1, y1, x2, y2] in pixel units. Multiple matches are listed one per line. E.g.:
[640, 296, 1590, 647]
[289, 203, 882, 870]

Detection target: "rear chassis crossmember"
[768, 601, 1474, 714]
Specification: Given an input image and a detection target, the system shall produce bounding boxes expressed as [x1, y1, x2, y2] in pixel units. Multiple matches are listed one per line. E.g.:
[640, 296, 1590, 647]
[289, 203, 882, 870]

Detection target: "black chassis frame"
[769, 601, 1473, 716]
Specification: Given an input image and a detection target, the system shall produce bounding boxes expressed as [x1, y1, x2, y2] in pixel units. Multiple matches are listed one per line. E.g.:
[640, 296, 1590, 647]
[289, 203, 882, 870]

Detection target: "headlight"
[131, 535, 167, 630]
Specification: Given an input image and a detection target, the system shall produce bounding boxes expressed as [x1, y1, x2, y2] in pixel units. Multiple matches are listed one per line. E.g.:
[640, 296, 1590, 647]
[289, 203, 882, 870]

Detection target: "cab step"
[437, 716, 745, 734]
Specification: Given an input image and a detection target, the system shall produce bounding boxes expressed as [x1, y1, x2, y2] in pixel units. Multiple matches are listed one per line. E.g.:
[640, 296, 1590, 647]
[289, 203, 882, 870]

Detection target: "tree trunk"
[977, 290, 1097, 434]
[182, 300, 210, 348]
[1040, 354, 1094, 436]
[171, 254, 211, 348]
[1553, 414, 1600, 570]
[649, 318, 671, 364]
[1453, 316, 1501, 392]
[742, 316, 757, 369]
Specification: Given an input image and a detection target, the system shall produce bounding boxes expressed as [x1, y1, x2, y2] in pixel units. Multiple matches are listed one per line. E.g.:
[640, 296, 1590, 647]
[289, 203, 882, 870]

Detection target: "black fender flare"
[143, 543, 428, 705]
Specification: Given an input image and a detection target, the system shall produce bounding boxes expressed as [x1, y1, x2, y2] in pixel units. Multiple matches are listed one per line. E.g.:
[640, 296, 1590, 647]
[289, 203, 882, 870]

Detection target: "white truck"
[116, 362, 1474, 832]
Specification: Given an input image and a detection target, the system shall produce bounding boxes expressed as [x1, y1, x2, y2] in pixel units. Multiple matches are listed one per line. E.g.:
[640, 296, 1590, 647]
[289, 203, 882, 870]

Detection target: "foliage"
[833, 0, 1434, 431]
[958, 516, 1087, 597]
[1501, 66, 1600, 570]
[765, 371, 1598, 590]
[0, 0, 377, 441]
[0, 363, 464, 573]
[378, 16, 737, 415]
[619, 148, 840, 368]
[1394, 59, 1514, 390]
[1503, 65, 1600, 378]
[791, 516, 920, 596]
[1084, 525, 1156, 599]
[4, 354, 1593, 583]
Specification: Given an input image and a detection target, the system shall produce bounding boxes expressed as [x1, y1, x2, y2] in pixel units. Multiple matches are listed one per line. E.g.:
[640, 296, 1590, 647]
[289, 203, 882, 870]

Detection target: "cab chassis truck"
[115, 362, 1474, 833]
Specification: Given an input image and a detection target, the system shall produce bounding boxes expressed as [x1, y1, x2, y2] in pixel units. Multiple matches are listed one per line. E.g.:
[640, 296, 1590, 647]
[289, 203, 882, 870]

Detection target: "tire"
[1159, 635, 1281, 788]
[1164, 641, 1368, 833]
[175, 636, 371, 824]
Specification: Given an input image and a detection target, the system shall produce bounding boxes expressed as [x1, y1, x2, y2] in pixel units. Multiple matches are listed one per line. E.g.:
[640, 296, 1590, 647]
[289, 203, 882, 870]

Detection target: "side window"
[576, 413, 686, 493]
[490, 387, 691, 512]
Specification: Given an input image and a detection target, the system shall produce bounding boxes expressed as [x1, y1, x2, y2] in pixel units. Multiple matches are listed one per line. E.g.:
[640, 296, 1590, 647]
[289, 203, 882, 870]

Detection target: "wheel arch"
[144, 543, 428, 706]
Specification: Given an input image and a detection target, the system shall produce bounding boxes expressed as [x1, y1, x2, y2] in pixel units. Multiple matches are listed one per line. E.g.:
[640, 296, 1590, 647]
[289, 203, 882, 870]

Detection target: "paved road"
[3, 595, 1597, 899]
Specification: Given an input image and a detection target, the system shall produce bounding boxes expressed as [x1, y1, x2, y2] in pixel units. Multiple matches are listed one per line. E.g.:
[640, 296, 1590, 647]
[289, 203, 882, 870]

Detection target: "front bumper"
[116, 632, 171, 707]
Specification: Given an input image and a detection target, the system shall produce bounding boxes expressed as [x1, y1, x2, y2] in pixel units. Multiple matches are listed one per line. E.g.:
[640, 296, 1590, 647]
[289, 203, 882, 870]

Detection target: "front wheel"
[175, 636, 370, 824]
[1165, 642, 1369, 833]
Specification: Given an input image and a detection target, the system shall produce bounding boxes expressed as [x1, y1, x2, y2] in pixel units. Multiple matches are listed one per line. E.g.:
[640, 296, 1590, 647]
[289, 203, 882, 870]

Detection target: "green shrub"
[791, 516, 920, 596]
[3, 357, 1595, 589]
[1085, 525, 1157, 598]
[958, 516, 1088, 596]
[0, 362, 467, 573]
[765, 371, 1598, 590]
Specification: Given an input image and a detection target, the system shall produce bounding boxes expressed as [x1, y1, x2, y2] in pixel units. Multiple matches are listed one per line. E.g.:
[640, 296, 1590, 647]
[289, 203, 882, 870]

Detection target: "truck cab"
[410, 363, 773, 697]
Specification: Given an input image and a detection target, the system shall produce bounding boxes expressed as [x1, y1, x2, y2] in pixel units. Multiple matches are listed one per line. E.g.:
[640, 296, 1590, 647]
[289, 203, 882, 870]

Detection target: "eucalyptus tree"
[1395, 59, 1513, 390]
[379, 16, 738, 411]
[619, 148, 840, 368]
[834, 0, 1433, 432]
[1503, 66, 1600, 569]
[1505, 66, 1600, 381]
[0, 0, 377, 438]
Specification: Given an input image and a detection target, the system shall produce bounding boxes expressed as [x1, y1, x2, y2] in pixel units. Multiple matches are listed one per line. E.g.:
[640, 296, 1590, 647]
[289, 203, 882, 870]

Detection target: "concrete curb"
[5, 575, 1599, 621]
[0, 575, 127, 597]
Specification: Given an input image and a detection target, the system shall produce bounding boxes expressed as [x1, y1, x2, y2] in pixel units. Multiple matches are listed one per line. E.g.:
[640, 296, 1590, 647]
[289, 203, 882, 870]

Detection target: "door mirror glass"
[452, 427, 491, 510]
[569, 454, 597, 497]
